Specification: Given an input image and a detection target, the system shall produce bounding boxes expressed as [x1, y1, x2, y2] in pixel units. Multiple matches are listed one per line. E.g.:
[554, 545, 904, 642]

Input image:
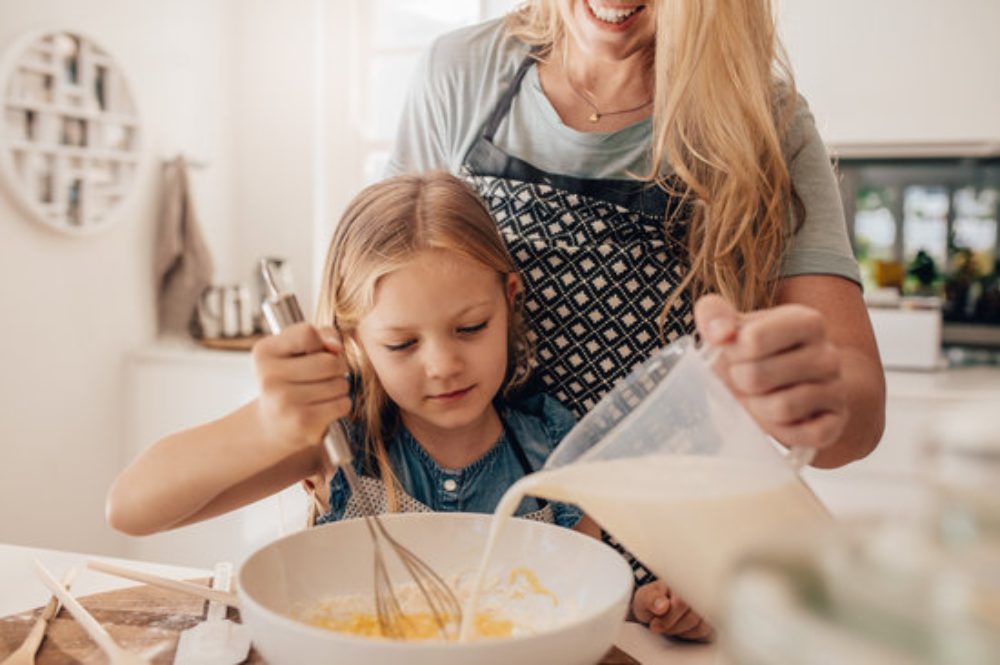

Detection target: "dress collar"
[398, 426, 508, 478]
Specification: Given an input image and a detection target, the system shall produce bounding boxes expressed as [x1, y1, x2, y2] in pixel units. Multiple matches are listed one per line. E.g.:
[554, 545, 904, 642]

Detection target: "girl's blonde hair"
[316, 171, 531, 510]
[505, 0, 801, 316]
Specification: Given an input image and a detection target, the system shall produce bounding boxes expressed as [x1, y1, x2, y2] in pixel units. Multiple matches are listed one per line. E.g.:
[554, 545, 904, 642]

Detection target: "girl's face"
[355, 249, 517, 439]
[557, 0, 657, 62]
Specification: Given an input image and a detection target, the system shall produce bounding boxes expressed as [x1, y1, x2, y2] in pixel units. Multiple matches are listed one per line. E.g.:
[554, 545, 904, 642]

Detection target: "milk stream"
[458, 455, 829, 640]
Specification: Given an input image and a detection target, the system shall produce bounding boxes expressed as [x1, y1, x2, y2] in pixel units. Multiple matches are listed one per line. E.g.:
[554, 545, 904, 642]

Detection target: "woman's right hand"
[252, 323, 353, 451]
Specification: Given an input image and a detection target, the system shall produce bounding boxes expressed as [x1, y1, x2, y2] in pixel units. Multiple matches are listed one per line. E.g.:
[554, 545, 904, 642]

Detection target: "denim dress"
[317, 393, 583, 529]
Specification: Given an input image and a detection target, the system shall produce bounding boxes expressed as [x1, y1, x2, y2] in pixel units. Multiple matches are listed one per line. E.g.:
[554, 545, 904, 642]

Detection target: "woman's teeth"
[587, 0, 641, 24]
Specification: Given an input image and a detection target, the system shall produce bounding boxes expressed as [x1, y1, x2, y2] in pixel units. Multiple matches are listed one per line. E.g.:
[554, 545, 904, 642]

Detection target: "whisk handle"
[322, 421, 354, 468]
[258, 259, 357, 474]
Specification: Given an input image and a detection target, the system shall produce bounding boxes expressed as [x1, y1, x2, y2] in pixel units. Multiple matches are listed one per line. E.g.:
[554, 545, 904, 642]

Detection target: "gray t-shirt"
[386, 18, 860, 285]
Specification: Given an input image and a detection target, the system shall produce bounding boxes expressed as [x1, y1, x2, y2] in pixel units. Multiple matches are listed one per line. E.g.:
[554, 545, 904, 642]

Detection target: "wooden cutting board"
[0, 581, 638, 664]
[0, 579, 263, 664]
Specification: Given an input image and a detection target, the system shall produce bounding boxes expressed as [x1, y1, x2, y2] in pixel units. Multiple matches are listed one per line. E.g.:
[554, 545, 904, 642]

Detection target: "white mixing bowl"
[237, 512, 632, 665]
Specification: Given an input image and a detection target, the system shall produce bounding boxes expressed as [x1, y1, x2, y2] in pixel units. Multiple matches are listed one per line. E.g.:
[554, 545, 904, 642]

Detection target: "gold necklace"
[563, 66, 653, 124]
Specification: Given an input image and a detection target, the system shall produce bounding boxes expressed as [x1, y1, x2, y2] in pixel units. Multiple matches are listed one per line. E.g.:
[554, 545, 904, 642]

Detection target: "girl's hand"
[632, 581, 713, 641]
[251, 323, 352, 451]
[694, 294, 848, 453]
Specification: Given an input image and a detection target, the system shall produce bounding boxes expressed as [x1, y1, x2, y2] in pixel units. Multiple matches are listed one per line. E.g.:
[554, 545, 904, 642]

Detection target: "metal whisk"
[323, 422, 463, 638]
[258, 259, 463, 639]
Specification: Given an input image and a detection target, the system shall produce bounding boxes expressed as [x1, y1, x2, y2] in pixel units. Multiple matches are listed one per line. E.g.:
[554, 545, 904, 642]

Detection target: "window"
[853, 187, 897, 263]
[358, 0, 521, 183]
[838, 157, 1000, 328]
[902, 185, 949, 269]
[953, 186, 1000, 277]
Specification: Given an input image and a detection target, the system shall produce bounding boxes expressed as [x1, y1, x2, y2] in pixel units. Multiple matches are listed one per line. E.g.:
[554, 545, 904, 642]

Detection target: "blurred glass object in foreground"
[721, 403, 1000, 665]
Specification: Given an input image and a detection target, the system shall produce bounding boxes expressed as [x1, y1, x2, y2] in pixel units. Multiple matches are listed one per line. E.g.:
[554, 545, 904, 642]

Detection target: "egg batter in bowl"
[295, 567, 565, 641]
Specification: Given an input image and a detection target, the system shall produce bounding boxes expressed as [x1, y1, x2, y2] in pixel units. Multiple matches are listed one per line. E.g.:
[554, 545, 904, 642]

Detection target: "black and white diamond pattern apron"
[463, 58, 694, 417]
[461, 55, 695, 586]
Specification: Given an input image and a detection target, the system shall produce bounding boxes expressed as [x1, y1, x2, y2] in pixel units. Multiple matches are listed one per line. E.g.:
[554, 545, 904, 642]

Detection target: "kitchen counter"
[0, 543, 210, 617]
[800, 364, 1000, 521]
[885, 365, 1000, 401]
[0, 543, 721, 664]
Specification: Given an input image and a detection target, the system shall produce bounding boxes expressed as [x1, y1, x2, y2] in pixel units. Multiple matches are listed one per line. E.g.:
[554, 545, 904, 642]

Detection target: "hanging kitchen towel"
[154, 155, 214, 336]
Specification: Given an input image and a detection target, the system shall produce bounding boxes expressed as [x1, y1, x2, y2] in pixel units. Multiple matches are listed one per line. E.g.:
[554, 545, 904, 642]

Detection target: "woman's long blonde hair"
[316, 172, 532, 510]
[506, 0, 801, 316]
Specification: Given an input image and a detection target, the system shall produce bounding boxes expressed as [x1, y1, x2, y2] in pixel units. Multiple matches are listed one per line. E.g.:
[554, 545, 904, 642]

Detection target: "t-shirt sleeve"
[782, 97, 862, 286]
[384, 43, 452, 177]
[384, 19, 527, 178]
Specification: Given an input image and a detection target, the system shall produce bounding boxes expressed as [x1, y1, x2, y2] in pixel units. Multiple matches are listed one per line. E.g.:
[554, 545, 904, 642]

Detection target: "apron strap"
[482, 54, 536, 143]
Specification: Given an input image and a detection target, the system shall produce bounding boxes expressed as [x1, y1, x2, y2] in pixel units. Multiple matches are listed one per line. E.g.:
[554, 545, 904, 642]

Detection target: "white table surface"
[0, 543, 211, 618]
[0, 542, 720, 664]
[614, 623, 722, 664]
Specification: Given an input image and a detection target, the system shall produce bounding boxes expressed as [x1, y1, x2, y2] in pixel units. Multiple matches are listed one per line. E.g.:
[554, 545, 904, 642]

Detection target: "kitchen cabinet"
[122, 341, 308, 568]
[779, 0, 1000, 147]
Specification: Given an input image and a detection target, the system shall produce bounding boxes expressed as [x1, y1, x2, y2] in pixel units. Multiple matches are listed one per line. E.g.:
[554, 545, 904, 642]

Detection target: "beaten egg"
[298, 566, 560, 642]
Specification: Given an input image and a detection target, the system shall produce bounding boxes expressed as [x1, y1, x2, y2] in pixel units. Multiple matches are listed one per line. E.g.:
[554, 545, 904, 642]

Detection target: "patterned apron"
[461, 55, 695, 585]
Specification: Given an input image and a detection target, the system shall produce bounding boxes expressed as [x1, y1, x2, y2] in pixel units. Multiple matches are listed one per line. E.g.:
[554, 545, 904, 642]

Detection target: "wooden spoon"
[0, 569, 77, 665]
[86, 559, 240, 608]
[33, 559, 151, 665]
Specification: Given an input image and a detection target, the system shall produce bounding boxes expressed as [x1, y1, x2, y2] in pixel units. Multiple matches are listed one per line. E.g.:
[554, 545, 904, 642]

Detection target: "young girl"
[106, 171, 709, 641]
[299, 169, 585, 528]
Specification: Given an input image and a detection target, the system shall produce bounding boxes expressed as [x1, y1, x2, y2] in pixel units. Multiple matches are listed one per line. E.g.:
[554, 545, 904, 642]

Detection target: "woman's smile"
[559, 0, 657, 63]
[583, 0, 647, 31]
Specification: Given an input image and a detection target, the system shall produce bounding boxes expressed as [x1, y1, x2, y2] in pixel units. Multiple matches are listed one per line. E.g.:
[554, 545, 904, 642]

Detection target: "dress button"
[443, 479, 458, 492]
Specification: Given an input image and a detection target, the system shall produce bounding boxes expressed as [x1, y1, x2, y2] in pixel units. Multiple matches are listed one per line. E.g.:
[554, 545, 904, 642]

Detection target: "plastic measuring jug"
[520, 335, 830, 622]
[543, 335, 817, 470]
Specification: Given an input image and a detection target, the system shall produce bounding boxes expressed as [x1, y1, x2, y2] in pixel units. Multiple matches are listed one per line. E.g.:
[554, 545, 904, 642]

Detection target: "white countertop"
[0, 543, 210, 617]
[614, 623, 721, 664]
[885, 365, 1000, 400]
[0, 543, 720, 664]
[128, 337, 255, 368]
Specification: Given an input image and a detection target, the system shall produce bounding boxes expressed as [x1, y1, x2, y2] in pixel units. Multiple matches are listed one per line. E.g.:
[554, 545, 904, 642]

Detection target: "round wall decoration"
[0, 29, 141, 235]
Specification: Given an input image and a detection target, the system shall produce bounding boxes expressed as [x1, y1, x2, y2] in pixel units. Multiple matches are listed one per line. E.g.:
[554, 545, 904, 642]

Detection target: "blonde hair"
[316, 172, 531, 510]
[505, 0, 801, 316]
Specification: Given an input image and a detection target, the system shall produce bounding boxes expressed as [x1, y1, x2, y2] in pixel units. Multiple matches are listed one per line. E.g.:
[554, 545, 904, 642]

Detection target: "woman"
[386, 0, 885, 639]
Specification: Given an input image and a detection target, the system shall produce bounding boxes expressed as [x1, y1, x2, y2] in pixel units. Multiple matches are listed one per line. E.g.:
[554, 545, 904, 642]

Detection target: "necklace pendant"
[588, 112, 600, 123]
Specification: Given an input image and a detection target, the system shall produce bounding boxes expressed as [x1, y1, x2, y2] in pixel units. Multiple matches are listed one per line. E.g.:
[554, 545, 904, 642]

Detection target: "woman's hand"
[252, 323, 353, 451]
[632, 581, 713, 641]
[694, 294, 848, 454]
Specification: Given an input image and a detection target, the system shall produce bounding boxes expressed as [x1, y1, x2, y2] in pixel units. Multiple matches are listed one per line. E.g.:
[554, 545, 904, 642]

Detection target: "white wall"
[779, 0, 1000, 146]
[0, 0, 239, 555]
[231, 0, 326, 313]
[0, 0, 342, 560]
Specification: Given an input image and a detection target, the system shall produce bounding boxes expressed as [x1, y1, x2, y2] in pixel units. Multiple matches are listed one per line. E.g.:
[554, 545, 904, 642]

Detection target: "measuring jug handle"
[698, 341, 817, 472]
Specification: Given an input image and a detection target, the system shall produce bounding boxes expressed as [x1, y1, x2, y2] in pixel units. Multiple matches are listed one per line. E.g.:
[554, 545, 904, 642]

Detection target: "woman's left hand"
[694, 294, 848, 453]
